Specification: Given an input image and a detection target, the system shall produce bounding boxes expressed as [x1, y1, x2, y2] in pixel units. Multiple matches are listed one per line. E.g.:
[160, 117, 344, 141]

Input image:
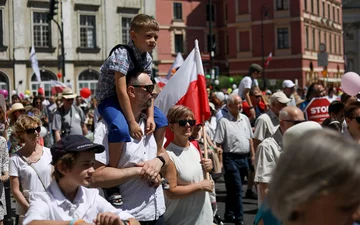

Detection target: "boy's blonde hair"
[130, 14, 159, 32]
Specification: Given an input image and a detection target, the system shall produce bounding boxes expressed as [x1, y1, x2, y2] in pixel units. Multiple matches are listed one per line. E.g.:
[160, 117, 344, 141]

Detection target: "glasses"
[350, 117, 360, 124]
[35, 101, 42, 105]
[131, 84, 155, 93]
[283, 120, 306, 125]
[65, 98, 74, 101]
[26, 126, 41, 134]
[177, 119, 196, 127]
[254, 95, 262, 98]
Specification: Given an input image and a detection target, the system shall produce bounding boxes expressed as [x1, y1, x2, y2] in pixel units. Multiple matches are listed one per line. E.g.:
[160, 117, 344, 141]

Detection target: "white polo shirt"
[95, 117, 165, 221]
[23, 180, 133, 225]
[238, 76, 259, 99]
[253, 109, 279, 142]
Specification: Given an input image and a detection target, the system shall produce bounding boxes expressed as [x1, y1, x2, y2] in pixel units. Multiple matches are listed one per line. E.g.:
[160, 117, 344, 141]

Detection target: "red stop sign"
[304, 97, 330, 123]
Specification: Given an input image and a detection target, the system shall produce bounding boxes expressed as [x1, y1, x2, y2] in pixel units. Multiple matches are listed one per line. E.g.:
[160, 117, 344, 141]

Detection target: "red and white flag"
[264, 52, 272, 68]
[50, 80, 69, 95]
[166, 52, 184, 79]
[154, 77, 168, 89]
[155, 40, 210, 146]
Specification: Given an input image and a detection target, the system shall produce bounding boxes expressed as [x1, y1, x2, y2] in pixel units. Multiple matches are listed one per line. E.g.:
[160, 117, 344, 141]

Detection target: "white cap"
[270, 92, 291, 104]
[283, 121, 322, 149]
[282, 80, 295, 89]
[216, 92, 225, 102]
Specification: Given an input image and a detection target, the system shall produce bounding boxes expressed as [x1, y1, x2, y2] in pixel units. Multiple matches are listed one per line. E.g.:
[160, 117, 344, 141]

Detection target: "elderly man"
[52, 88, 88, 141]
[282, 80, 296, 106]
[214, 93, 254, 225]
[92, 70, 168, 224]
[254, 106, 305, 205]
[253, 92, 290, 151]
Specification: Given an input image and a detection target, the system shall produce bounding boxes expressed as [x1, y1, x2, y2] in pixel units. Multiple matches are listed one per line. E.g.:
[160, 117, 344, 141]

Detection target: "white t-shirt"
[238, 76, 259, 99]
[23, 180, 133, 225]
[9, 147, 52, 193]
[164, 143, 213, 225]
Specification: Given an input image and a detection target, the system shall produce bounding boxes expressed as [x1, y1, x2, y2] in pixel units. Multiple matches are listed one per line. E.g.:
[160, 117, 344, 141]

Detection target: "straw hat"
[7, 103, 25, 117]
[61, 87, 77, 99]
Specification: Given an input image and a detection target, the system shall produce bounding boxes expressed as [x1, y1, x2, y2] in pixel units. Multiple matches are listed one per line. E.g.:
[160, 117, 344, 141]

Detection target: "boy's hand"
[129, 122, 143, 140]
[145, 117, 156, 135]
[93, 212, 123, 225]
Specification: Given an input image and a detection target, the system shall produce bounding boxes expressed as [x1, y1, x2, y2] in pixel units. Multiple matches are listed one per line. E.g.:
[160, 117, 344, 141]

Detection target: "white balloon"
[40, 126, 47, 137]
[232, 84, 237, 89]
[11, 90, 17, 95]
[214, 79, 220, 85]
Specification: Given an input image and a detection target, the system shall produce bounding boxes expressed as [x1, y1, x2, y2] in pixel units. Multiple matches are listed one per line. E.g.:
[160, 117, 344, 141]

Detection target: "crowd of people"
[0, 12, 357, 225]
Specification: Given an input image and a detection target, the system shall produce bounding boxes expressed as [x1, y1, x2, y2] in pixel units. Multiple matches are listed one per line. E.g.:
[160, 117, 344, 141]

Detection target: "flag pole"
[202, 121, 210, 180]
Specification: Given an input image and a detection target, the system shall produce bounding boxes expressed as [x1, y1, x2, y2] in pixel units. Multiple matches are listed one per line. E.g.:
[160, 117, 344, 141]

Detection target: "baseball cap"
[282, 80, 295, 89]
[249, 63, 263, 73]
[51, 135, 105, 165]
[270, 92, 291, 104]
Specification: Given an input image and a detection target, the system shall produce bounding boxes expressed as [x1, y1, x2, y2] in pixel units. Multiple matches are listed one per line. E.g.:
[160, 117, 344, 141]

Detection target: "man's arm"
[81, 123, 88, 136]
[244, 88, 256, 120]
[249, 138, 255, 166]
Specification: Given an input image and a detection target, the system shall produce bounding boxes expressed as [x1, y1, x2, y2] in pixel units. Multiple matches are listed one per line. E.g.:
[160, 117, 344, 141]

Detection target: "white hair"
[227, 93, 240, 105]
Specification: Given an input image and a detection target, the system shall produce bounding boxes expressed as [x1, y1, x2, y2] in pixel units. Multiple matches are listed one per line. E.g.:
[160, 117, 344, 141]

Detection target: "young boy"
[23, 135, 139, 225]
[95, 14, 168, 205]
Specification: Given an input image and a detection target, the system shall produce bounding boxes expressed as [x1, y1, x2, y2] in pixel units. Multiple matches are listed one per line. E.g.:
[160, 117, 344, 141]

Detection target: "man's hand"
[137, 158, 163, 184]
[145, 117, 156, 135]
[200, 158, 213, 172]
[0, 175, 9, 182]
[249, 108, 256, 120]
[129, 122, 143, 140]
[93, 212, 123, 225]
[251, 155, 255, 166]
[215, 147, 223, 154]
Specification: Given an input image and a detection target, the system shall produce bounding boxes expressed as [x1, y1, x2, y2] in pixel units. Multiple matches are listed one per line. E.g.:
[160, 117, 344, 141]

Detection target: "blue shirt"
[96, 40, 153, 103]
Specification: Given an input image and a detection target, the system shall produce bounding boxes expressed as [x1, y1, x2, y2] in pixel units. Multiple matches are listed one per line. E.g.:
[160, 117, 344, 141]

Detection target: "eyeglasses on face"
[131, 84, 155, 93]
[350, 117, 360, 124]
[26, 126, 41, 134]
[282, 120, 306, 125]
[176, 119, 196, 127]
[35, 101, 42, 105]
[65, 98, 74, 101]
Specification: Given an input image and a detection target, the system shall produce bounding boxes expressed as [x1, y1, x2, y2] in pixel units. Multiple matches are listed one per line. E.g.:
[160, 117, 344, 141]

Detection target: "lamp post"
[209, 0, 215, 87]
[261, 5, 269, 90]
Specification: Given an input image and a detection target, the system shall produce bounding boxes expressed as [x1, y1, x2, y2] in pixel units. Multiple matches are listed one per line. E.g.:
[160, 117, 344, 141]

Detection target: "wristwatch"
[122, 220, 130, 225]
[157, 156, 166, 168]
[249, 106, 254, 109]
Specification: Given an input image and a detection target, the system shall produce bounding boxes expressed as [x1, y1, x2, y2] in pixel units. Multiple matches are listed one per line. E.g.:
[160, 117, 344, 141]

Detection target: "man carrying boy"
[95, 14, 169, 205]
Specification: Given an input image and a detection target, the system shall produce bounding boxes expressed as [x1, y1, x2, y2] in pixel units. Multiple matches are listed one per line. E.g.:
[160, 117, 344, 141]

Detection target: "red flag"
[264, 52, 272, 68]
[155, 40, 210, 147]
[50, 80, 68, 95]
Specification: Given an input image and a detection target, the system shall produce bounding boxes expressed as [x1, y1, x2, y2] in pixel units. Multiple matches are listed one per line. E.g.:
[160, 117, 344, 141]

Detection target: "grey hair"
[267, 129, 360, 221]
[227, 93, 240, 105]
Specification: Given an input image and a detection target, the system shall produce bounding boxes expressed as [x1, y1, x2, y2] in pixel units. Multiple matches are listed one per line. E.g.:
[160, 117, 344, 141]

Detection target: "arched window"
[31, 71, 57, 97]
[78, 70, 99, 96]
[0, 72, 9, 93]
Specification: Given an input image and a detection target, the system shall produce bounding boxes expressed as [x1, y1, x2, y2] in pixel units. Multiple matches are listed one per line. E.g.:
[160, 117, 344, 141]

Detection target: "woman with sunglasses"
[9, 115, 52, 224]
[344, 102, 360, 143]
[163, 105, 214, 225]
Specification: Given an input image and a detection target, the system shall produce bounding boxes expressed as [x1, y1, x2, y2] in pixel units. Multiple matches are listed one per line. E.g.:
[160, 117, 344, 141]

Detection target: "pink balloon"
[341, 72, 360, 96]
[0, 89, 8, 98]
[19, 93, 24, 99]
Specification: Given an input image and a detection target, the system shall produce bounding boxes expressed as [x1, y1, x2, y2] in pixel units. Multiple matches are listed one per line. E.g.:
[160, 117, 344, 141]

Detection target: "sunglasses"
[283, 120, 306, 125]
[350, 117, 360, 124]
[131, 84, 155, 93]
[65, 98, 74, 101]
[177, 119, 196, 127]
[26, 126, 41, 134]
[35, 101, 42, 104]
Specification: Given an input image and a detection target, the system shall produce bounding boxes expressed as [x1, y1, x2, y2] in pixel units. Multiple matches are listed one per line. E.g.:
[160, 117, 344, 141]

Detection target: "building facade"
[156, 0, 345, 88]
[0, 0, 155, 97]
[343, 0, 360, 74]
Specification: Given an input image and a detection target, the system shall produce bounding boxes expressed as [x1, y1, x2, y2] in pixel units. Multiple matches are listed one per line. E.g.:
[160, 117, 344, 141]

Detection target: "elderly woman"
[267, 129, 360, 225]
[163, 105, 214, 225]
[9, 115, 52, 224]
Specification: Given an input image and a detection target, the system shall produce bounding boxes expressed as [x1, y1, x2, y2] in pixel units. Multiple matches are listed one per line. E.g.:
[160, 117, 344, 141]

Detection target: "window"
[33, 12, 51, 47]
[305, 27, 309, 49]
[277, 28, 289, 49]
[173, 2, 182, 20]
[327, 4, 330, 19]
[31, 71, 57, 97]
[332, 6, 335, 21]
[277, 0, 289, 10]
[224, 3, 228, 20]
[322, 1, 325, 17]
[312, 28, 316, 50]
[317, 0, 320, 15]
[0, 10, 3, 47]
[334, 35, 337, 54]
[206, 4, 215, 21]
[311, 0, 314, 13]
[0, 73, 8, 93]
[329, 34, 332, 53]
[174, 34, 184, 53]
[79, 15, 96, 48]
[337, 8, 340, 22]
[304, 0, 307, 11]
[226, 34, 229, 54]
[78, 70, 99, 95]
[122, 17, 132, 44]
[318, 30, 321, 45]
[324, 32, 327, 46]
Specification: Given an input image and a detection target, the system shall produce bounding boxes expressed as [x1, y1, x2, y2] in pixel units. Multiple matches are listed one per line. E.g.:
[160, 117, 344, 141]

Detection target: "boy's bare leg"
[154, 127, 169, 170]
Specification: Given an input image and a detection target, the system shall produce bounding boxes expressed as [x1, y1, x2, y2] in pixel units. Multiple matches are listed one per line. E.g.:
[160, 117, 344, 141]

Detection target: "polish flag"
[166, 52, 184, 79]
[264, 52, 272, 68]
[155, 40, 211, 147]
[50, 80, 68, 95]
[154, 77, 168, 89]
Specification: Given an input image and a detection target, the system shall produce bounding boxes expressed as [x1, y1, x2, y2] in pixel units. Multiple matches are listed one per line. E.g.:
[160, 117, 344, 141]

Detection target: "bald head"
[279, 106, 305, 133]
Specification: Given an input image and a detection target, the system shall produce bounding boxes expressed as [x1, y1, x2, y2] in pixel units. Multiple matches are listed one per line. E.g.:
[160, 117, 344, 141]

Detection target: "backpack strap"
[108, 44, 137, 68]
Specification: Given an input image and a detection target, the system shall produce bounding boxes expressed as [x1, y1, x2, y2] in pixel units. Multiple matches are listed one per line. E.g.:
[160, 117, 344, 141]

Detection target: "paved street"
[215, 176, 257, 225]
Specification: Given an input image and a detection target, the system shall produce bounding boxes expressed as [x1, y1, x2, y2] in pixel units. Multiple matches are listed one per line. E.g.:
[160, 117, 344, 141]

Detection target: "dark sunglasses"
[26, 126, 41, 134]
[350, 117, 360, 124]
[65, 98, 74, 101]
[132, 84, 155, 93]
[283, 120, 306, 125]
[177, 119, 196, 127]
